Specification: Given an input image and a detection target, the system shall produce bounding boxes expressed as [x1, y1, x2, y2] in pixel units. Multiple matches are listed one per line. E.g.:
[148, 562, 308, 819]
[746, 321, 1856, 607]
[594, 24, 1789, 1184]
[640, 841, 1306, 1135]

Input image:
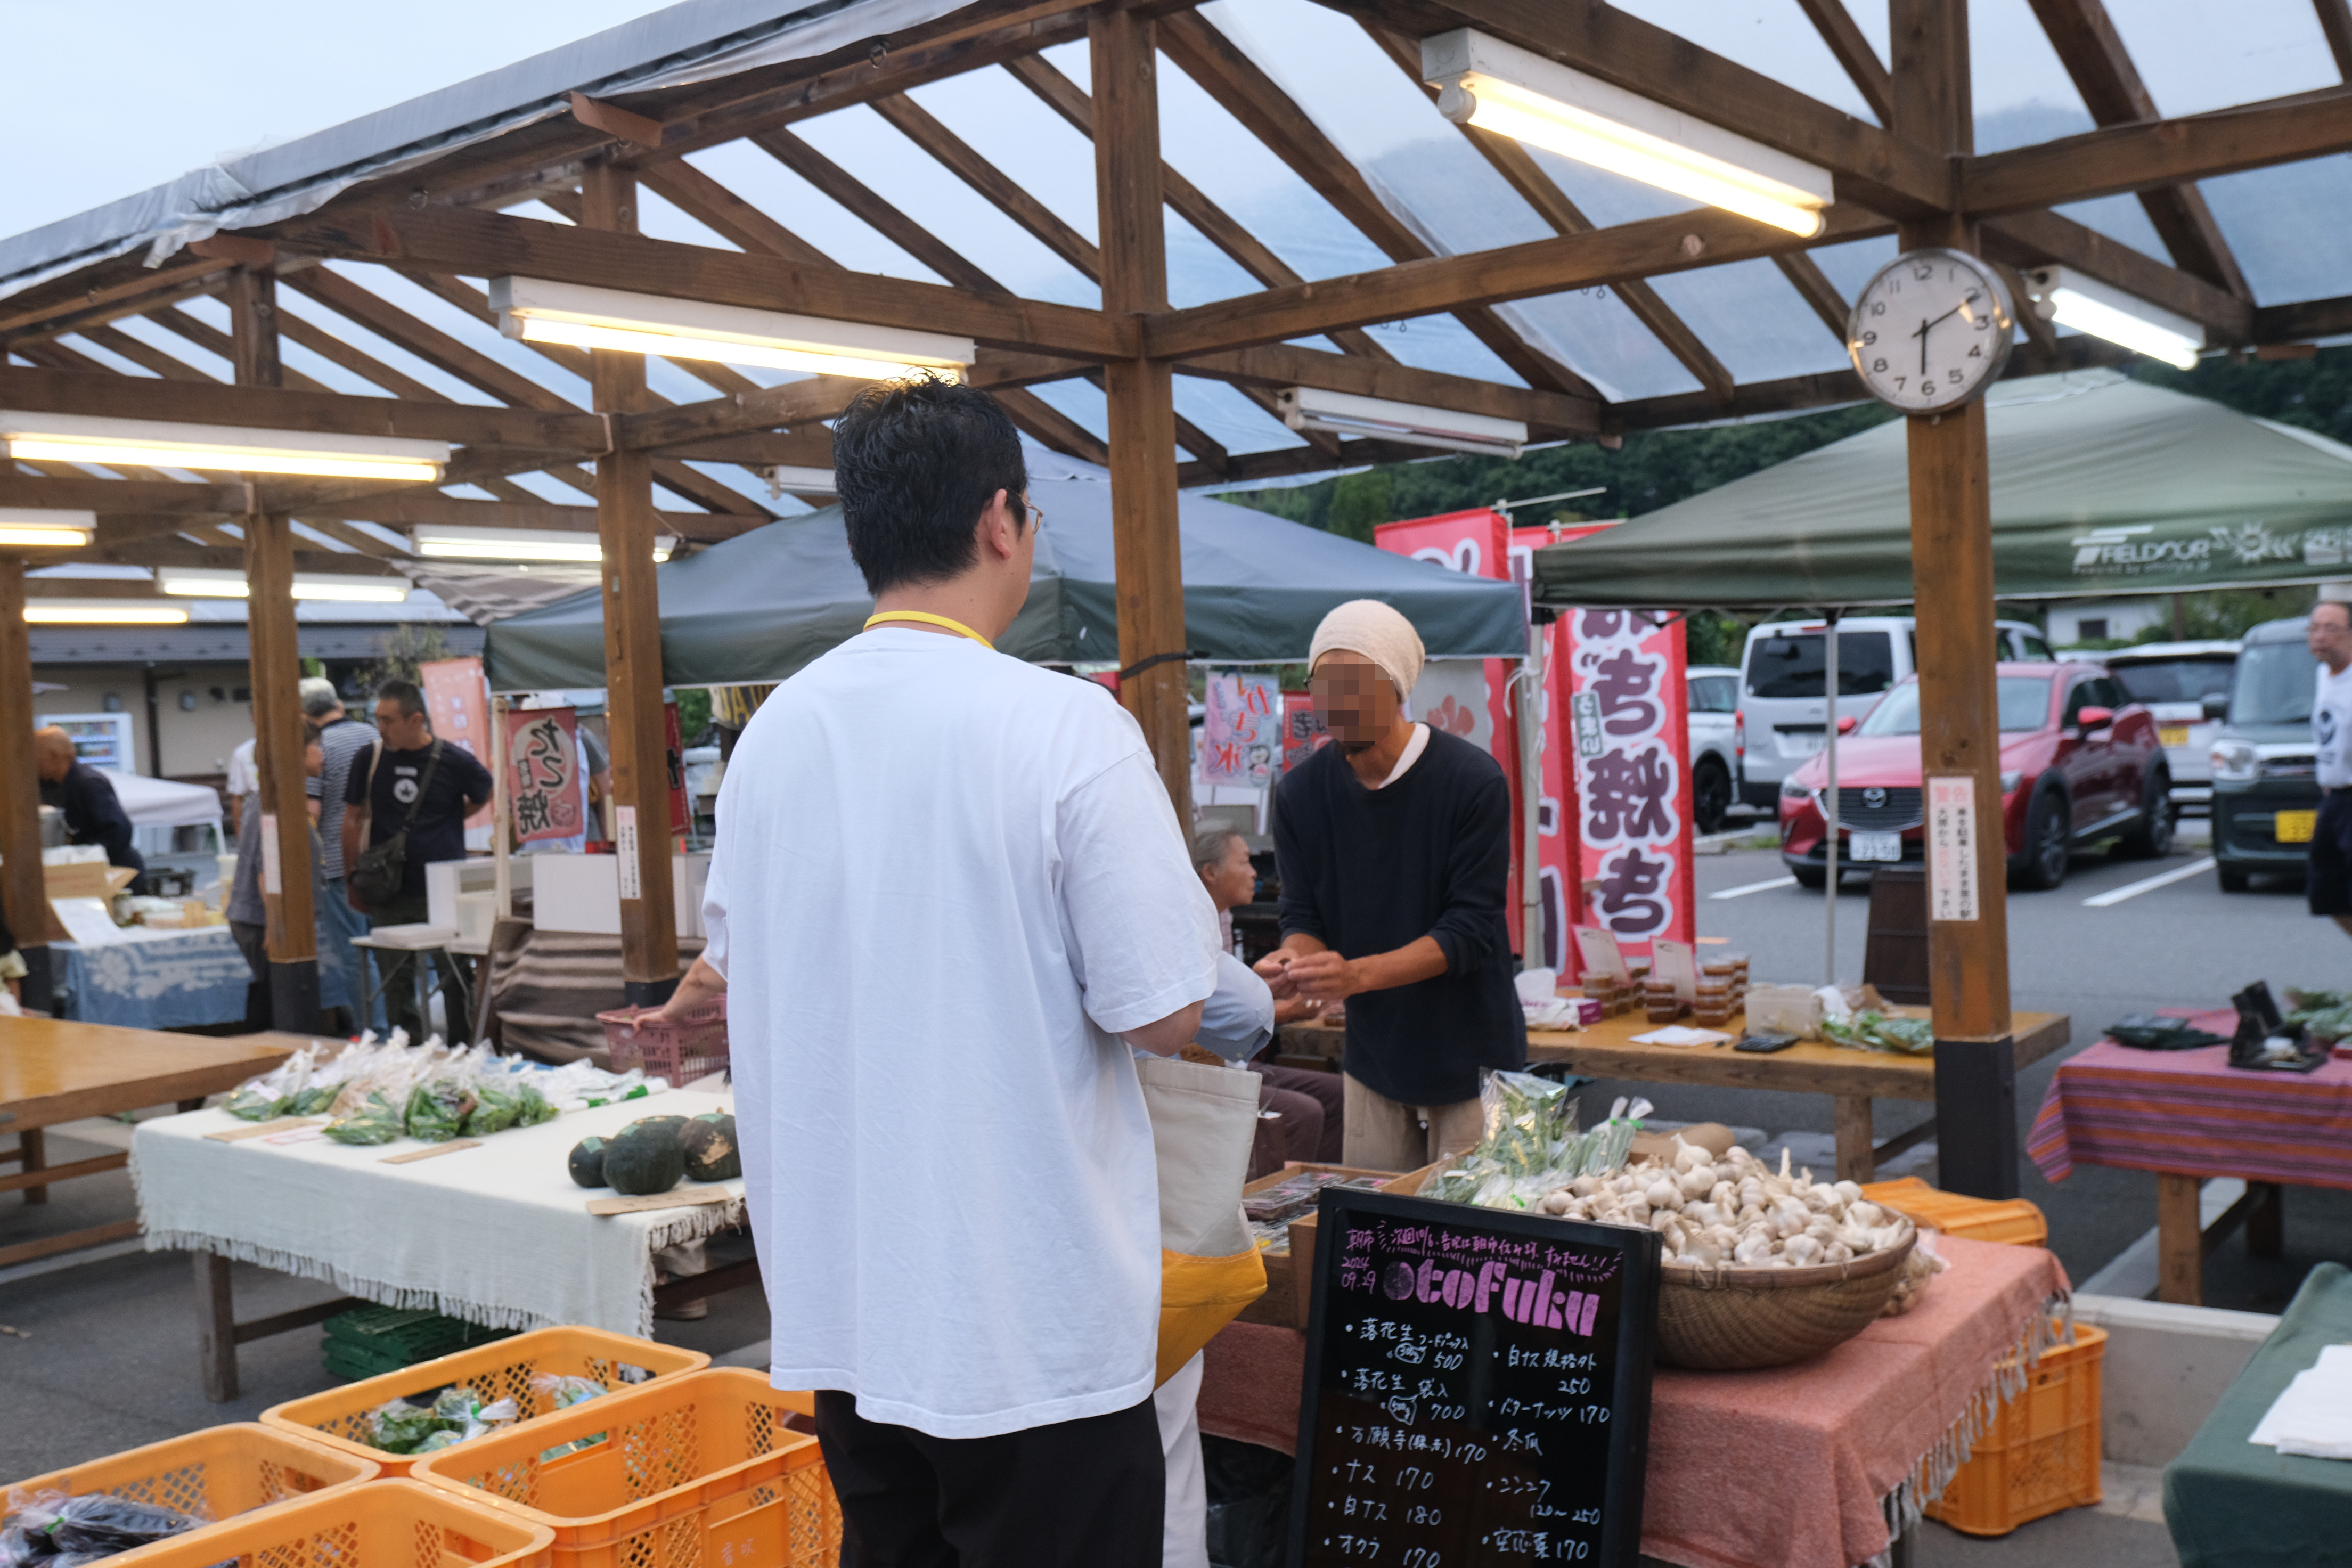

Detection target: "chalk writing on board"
[1294, 1192, 1658, 1567]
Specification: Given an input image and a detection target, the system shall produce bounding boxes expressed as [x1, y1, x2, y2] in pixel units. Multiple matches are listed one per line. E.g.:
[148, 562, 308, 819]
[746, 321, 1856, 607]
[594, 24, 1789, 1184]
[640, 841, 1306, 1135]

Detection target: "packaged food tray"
[262, 1325, 709, 1477]
[410, 1369, 838, 1568]
[2, 1423, 378, 1566]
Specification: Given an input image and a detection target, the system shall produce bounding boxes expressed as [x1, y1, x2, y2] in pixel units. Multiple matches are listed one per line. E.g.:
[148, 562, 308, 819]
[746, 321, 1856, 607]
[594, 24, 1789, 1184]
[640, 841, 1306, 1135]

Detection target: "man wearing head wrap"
[1256, 601, 1525, 1171]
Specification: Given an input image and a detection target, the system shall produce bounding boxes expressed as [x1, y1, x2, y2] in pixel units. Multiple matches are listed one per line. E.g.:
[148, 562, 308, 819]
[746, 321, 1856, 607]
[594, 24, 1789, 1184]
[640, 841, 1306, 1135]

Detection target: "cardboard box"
[1237, 1161, 1441, 1329]
[43, 862, 137, 902]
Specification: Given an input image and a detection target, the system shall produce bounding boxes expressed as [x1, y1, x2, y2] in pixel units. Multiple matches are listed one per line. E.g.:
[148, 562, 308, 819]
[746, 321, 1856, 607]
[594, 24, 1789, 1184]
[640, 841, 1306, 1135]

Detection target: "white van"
[1736, 616, 2055, 808]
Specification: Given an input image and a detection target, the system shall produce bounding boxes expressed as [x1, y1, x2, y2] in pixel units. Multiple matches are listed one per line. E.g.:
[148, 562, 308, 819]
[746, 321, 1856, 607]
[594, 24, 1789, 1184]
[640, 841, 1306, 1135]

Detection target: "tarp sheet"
[485, 472, 1528, 690]
[1531, 374, 2352, 611]
[107, 770, 225, 831]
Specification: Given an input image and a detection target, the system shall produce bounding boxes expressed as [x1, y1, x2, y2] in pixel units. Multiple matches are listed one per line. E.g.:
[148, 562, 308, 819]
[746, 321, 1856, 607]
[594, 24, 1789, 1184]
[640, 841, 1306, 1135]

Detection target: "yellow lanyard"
[863, 610, 994, 650]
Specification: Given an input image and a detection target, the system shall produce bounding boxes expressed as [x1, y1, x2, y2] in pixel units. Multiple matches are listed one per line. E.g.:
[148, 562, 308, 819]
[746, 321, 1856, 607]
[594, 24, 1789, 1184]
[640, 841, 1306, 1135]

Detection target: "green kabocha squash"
[567, 1137, 610, 1189]
[681, 1113, 740, 1182]
[620, 1114, 689, 1143]
[602, 1121, 685, 1196]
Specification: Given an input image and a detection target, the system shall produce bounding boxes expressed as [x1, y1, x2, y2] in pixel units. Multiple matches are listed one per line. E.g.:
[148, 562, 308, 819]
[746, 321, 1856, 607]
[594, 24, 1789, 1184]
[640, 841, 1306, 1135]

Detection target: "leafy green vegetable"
[223, 1083, 289, 1121]
[461, 1082, 522, 1138]
[322, 1091, 405, 1146]
[1825, 1010, 1936, 1055]
[403, 1078, 473, 1143]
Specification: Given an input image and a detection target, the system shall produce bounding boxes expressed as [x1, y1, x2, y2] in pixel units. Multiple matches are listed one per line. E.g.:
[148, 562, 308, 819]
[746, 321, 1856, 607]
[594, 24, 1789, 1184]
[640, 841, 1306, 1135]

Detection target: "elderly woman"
[1190, 824, 1344, 1168]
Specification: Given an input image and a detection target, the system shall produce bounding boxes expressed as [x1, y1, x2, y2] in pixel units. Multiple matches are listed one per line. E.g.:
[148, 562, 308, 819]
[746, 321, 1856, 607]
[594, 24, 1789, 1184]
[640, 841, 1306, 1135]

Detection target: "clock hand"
[1913, 304, 1963, 377]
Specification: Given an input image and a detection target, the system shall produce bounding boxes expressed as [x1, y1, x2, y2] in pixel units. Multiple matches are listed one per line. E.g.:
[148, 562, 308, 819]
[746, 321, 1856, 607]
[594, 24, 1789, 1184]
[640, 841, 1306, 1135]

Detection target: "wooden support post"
[231, 265, 321, 1031]
[1091, 8, 1191, 821]
[2157, 1172, 2202, 1306]
[1893, 0, 2018, 1200]
[0, 556, 55, 1014]
[194, 1248, 239, 1402]
[1832, 1096, 1876, 1184]
[583, 166, 680, 1006]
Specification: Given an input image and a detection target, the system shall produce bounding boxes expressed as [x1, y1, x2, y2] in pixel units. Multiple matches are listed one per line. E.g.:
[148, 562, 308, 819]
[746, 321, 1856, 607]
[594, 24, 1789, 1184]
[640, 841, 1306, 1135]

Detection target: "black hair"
[375, 678, 428, 720]
[831, 372, 1028, 596]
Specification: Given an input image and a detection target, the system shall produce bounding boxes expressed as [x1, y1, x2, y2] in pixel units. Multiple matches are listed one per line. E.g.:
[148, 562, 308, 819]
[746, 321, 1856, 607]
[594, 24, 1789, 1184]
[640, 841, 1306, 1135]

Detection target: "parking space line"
[2081, 858, 2217, 908]
[1710, 876, 1798, 900]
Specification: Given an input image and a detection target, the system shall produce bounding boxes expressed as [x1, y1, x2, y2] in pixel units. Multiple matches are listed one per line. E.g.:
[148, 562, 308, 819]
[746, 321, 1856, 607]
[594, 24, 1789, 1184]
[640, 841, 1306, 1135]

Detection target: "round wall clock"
[1845, 248, 2016, 415]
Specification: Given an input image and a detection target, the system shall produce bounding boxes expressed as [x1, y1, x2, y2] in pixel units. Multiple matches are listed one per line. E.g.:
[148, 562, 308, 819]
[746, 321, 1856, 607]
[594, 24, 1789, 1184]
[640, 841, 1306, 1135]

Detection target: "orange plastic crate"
[3, 1423, 378, 1566]
[1863, 1177, 2049, 1248]
[103, 1478, 553, 1568]
[260, 1326, 709, 1478]
[1924, 1323, 2106, 1536]
[410, 1369, 839, 1568]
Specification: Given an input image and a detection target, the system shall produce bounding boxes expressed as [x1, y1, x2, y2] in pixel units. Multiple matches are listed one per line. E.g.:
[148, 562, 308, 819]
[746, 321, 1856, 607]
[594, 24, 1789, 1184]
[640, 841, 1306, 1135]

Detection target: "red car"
[1777, 662, 2175, 892]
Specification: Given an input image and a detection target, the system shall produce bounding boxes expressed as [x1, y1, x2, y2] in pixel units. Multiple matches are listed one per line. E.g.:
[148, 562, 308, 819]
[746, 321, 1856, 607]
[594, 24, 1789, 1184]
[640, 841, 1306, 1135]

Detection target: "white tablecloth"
[133, 1090, 741, 1337]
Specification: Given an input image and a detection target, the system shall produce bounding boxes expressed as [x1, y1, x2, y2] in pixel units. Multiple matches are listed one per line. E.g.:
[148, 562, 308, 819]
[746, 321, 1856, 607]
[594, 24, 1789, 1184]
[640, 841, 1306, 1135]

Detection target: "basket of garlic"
[1537, 1139, 1937, 1370]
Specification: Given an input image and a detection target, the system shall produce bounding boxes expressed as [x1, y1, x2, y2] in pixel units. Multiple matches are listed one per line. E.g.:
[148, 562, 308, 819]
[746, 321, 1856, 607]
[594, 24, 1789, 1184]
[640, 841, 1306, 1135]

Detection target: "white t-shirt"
[703, 628, 1220, 1439]
[2316, 662, 2352, 788]
[225, 738, 259, 800]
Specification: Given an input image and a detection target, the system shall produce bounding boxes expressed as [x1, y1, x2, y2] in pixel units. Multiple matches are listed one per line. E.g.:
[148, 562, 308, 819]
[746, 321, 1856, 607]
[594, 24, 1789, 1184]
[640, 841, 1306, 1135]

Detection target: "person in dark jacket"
[35, 727, 145, 892]
[1256, 600, 1525, 1171]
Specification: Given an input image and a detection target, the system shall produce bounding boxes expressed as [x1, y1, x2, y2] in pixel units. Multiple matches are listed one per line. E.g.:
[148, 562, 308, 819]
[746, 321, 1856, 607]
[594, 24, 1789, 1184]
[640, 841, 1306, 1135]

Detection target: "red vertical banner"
[1280, 692, 1330, 773]
[503, 706, 583, 842]
[1375, 510, 1525, 950]
[1562, 610, 1696, 961]
[419, 657, 494, 829]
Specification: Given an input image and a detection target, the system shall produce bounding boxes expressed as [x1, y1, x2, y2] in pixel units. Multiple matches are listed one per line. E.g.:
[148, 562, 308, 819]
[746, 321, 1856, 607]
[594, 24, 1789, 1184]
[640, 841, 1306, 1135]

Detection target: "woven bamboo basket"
[1655, 1230, 1915, 1370]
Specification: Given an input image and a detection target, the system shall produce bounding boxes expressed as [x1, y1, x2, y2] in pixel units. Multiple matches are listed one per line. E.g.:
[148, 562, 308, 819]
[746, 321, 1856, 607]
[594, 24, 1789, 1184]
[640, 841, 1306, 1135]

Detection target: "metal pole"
[1519, 636, 1545, 969]
[1823, 608, 1841, 985]
[492, 696, 512, 921]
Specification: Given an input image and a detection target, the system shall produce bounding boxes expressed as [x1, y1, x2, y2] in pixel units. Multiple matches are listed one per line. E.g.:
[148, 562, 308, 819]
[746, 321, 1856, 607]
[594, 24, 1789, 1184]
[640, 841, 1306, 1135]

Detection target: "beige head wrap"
[1309, 599, 1425, 700]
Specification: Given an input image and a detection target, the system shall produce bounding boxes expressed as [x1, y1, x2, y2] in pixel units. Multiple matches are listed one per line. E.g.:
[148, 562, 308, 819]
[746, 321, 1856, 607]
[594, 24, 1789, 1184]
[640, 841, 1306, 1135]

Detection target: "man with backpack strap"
[342, 677, 491, 1042]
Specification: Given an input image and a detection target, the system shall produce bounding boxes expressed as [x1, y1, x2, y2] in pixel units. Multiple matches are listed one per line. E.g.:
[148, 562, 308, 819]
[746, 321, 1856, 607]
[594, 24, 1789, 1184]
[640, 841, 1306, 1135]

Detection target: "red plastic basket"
[597, 997, 728, 1084]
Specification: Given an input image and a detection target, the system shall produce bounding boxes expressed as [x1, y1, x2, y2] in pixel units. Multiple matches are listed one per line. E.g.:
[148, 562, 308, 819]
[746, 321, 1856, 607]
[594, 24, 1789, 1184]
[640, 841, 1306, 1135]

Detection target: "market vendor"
[703, 373, 1216, 1565]
[1191, 823, 1345, 1166]
[1257, 600, 1524, 1171]
[34, 726, 145, 892]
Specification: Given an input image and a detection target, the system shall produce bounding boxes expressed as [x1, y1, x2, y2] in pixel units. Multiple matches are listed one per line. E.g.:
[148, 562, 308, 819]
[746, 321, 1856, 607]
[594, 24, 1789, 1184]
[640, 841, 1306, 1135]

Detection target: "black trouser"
[814, 1390, 1163, 1568]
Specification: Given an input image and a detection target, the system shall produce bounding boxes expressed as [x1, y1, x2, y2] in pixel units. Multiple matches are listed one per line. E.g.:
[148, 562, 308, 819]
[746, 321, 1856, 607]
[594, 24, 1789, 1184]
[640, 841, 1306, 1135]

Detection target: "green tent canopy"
[1531, 373, 2352, 612]
[485, 472, 1529, 691]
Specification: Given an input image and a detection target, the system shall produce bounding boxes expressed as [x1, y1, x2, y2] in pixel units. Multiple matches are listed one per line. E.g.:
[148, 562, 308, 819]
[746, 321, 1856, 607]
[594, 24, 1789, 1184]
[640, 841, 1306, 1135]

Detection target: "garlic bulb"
[1644, 1178, 1682, 1210]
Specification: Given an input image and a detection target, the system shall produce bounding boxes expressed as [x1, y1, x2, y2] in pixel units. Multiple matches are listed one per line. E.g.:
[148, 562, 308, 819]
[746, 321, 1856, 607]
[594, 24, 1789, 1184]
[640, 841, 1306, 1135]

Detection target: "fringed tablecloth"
[2028, 1018, 2352, 1191]
[1201, 1236, 2070, 1568]
[133, 1089, 741, 1336]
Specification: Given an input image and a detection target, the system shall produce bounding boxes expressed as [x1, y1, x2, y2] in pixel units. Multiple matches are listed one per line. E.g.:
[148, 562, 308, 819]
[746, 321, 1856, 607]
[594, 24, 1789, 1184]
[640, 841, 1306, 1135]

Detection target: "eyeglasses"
[1024, 494, 1046, 534]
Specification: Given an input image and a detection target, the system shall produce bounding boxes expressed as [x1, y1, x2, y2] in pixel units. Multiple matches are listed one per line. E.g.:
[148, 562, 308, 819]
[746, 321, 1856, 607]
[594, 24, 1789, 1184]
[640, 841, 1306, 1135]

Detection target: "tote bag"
[1136, 1054, 1268, 1387]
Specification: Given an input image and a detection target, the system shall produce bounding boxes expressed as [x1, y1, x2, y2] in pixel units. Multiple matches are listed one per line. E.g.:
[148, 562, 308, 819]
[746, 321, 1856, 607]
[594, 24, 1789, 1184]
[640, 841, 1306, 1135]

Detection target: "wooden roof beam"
[995, 387, 1112, 468]
[1793, 0, 1892, 122]
[1981, 208, 2253, 339]
[2024, 0, 2252, 299]
[1144, 205, 1892, 360]
[0, 259, 234, 347]
[1157, 9, 1604, 403]
[1177, 341, 1598, 436]
[2255, 293, 2352, 341]
[871, 93, 1104, 282]
[1773, 252, 1854, 345]
[1962, 85, 2352, 212]
[279, 206, 1134, 361]
[2321, 0, 2352, 80]
[752, 128, 1012, 296]
[1356, 18, 1735, 404]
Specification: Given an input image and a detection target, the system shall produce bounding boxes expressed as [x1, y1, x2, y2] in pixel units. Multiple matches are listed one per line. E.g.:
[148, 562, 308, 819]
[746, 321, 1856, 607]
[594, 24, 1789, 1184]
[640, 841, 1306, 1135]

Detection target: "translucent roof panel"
[1493, 293, 1703, 403]
[1604, 0, 1886, 125]
[2201, 160, 2352, 307]
[681, 142, 956, 287]
[1642, 259, 1859, 383]
[1968, 0, 2094, 151]
[2103, 0, 2341, 115]
[1172, 377, 1308, 457]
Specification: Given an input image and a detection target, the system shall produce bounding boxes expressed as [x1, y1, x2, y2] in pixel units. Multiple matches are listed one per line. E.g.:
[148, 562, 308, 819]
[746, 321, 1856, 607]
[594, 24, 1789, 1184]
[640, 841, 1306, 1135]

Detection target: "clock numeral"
[1973, 315, 1990, 330]
[1861, 330, 1877, 346]
[1913, 265, 1933, 281]
[1949, 370, 1964, 387]
[1969, 344, 1983, 358]
[1872, 358, 1888, 373]
[1892, 376, 1907, 390]
[1871, 301, 1887, 316]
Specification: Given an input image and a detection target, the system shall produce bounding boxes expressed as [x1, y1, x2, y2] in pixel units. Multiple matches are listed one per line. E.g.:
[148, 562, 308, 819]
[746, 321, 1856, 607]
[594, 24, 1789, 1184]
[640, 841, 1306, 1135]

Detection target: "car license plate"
[2276, 810, 2317, 844]
[2158, 724, 2190, 747]
[1848, 830, 1903, 862]
[1782, 731, 1825, 758]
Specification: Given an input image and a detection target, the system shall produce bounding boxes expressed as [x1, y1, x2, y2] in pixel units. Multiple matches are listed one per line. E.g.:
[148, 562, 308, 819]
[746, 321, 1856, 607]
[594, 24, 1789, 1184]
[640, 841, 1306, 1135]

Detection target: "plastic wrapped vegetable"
[0, 1526, 46, 1568]
[405, 1068, 477, 1144]
[4, 1493, 205, 1555]
[365, 1398, 443, 1455]
[223, 1047, 320, 1121]
[323, 1090, 405, 1146]
[532, 1374, 606, 1411]
[460, 1080, 522, 1138]
[513, 1083, 557, 1127]
[412, 1431, 468, 1455]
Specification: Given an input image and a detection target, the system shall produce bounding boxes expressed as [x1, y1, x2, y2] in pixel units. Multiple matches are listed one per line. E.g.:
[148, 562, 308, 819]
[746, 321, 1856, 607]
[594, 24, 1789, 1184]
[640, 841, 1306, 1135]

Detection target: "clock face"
[1846, 248, 2016, 415]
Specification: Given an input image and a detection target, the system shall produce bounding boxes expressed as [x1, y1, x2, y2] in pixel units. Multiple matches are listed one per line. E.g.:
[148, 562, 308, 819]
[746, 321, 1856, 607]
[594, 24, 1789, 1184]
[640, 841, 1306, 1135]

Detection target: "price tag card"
[1571, 926, 1630, 985]
[1292, 1189, 1660, 1567]
[1648, 939, 1698, 1005]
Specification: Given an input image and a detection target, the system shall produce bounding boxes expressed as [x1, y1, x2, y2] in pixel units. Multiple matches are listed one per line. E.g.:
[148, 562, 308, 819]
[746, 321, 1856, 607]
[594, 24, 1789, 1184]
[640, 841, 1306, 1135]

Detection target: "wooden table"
[0, 1016, 291, 1269]
[1283, 1005, 2072, 1183]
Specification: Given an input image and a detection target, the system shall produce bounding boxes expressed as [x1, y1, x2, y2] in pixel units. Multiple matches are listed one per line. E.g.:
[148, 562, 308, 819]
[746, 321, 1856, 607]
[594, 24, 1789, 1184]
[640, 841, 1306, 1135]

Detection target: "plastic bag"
[4, 1492, 203, 1555]
[322, 1090, 405, 1146]
[0, 1525, 46, 1568]
[404, 1061, 478, 1144]
[364, 1398, 442, 1455]
[223, 1047, 318, 1121]
[460, 1079, 522, 1138]
[412, 1431, 468, 1455]
[1823, 1011, 1936, 1055]
[532, 1374, 606, 1411]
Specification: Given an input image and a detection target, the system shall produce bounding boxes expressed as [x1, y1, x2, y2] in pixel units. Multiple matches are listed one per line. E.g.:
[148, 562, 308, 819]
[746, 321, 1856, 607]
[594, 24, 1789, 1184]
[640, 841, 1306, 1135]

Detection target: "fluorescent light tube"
[1423, 29, 1833, 238]
[0, 507, 96, 548]
[158, 567, 410, 603]
[2021, 266, 2202, 371]
[489, 278, 973, 380]
[413, 525, 673, 564]
[23, 601, 189, 625]
[1277, 386, 1528, 459]
[0, 413, 446, 482]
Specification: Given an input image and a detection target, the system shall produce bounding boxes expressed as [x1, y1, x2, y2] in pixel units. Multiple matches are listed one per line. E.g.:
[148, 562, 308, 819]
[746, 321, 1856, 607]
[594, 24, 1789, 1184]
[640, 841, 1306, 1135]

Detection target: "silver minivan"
[2096, 640, 2240, 813]
[1736, 616, 2055, 808]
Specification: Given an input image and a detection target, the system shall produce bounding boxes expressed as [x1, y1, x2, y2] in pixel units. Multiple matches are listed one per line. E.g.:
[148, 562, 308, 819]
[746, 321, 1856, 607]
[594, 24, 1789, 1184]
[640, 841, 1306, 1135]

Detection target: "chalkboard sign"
[1289, 1188, 1661, 1567]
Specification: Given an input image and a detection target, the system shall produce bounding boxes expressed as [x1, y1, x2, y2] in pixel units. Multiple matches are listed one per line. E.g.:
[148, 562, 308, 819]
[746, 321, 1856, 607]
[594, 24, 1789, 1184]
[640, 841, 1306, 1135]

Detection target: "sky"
[0, 0, 659, 240]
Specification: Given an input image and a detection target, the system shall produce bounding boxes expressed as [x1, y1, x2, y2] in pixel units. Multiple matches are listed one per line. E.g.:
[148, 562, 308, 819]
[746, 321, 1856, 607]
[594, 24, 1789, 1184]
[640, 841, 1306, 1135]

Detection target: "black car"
[2208, 616, 2321, 892]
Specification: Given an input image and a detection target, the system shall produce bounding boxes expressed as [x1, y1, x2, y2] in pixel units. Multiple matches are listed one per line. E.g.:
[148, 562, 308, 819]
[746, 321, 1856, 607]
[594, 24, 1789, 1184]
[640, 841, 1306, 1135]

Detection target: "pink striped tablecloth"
[2028, 1010, 2352, 1190]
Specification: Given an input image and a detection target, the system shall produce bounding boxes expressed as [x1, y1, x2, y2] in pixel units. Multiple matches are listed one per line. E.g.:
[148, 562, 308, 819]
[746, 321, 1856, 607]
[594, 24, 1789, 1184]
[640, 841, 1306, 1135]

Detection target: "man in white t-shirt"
[703, 374, 1218, 1566]
[2307, 600, 2352, 935]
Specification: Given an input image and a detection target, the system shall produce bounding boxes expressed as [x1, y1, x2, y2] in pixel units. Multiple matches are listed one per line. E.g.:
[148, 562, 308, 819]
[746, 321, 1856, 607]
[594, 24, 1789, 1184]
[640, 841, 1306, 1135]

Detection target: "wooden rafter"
[2256, 293, 2352, 340]
[1156, 10, 1604, 403]
[872, 93, 1103, 281]
[2322, 0, 2352, 80]
[1962, 86, 2352, 214]
[1792, 0, 1892, 121]
[1982, 208, 2251, 339]
[1355, 19, 1736, 403]
[2023, 0, 2253, 299]
[752, 128, 1011, 295]
[1772, 252, 1853, 345]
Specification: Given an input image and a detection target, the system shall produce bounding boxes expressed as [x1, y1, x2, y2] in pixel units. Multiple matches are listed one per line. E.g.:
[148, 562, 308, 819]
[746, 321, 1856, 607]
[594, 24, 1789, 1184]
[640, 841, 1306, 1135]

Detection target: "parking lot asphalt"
[1616, 820, 2352, 1310]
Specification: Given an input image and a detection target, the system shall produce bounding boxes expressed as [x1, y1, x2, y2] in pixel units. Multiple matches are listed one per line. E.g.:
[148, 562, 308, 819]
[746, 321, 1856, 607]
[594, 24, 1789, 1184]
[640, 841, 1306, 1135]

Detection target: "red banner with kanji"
[504, 706, 583, 843]
[1562, 609, 1697, 962]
